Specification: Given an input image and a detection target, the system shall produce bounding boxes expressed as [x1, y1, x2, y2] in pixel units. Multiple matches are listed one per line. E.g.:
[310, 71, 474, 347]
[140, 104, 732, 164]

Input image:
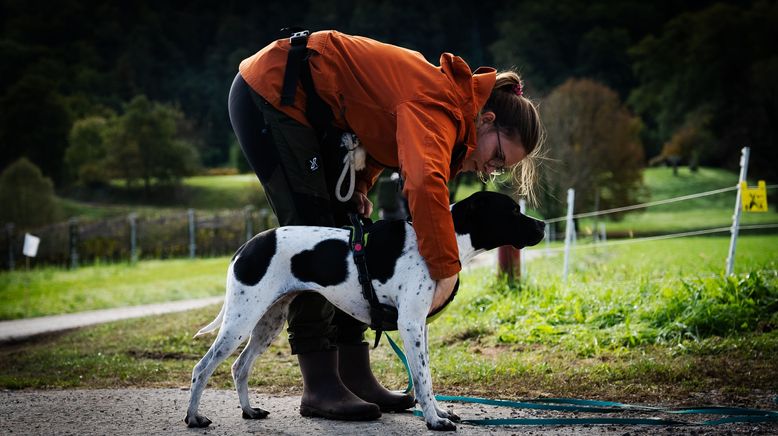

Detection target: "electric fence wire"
[543, 184, 778, 224]
[531, 223, 778, 254]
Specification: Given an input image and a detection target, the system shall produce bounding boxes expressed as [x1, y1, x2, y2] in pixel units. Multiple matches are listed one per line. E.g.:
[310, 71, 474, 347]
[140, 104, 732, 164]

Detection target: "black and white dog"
[184, 191, 546, 431]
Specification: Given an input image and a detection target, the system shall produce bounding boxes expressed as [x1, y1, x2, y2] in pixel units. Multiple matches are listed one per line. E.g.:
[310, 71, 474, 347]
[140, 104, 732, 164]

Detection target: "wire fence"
[2, 207, 279, 270]
[529, 148, 776, 279]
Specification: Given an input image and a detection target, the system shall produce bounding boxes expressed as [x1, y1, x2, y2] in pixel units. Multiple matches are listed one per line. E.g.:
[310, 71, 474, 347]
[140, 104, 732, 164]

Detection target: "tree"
[65, 115, 112, 186]
[0, 158, 62, 230]
[540, 79, 645, 221]
[489, 0, 699, 98]
[104, 95, 200, 190]
[629, 1, 778, 181]
[0, 74, 72, 184]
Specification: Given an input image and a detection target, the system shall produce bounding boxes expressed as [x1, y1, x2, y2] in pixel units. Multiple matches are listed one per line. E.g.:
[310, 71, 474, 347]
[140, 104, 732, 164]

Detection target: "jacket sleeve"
[395, 101, 461, 280]
[354, 158, 384, 195]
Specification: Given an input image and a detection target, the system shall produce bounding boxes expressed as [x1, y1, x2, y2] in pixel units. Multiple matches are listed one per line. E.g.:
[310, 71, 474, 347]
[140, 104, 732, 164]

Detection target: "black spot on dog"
[291, 239, 350, 286]
[233, 229, 277, 286]
[415, 341, 420, 347]
[365, 221, 406, 284]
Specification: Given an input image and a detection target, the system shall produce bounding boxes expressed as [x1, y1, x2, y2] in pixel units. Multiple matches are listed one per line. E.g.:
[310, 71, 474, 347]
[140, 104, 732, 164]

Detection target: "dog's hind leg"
[232, 295, 292, 420]
[185, 309, 259, 428]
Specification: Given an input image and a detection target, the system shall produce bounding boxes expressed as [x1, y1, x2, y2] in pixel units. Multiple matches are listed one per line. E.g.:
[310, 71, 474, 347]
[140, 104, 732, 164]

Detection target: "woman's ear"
[480, 111, 496, 125]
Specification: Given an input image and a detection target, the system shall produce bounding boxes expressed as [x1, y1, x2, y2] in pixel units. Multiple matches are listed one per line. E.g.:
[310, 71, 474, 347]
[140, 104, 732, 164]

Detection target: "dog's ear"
[451, 194, 481, 235]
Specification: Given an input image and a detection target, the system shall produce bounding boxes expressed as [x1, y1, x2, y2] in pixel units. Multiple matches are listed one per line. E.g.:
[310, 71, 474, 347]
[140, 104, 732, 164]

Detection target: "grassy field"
[2, 166, 776, 407]
[1, 235, 776, 409]
[0, 258, 227, 320]
[58, 174, 269, 218]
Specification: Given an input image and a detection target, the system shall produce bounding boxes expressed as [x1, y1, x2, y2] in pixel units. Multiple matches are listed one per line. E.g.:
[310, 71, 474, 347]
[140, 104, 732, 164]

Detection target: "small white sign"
[23, 233, 40, 258]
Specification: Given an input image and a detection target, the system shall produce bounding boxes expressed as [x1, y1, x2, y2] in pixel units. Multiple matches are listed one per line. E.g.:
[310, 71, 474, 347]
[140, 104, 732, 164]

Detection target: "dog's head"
[452, 191, 546, 251]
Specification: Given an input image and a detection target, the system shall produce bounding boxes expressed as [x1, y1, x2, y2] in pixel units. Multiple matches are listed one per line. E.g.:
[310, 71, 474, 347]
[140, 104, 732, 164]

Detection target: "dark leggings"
[228, 72, 366, 353]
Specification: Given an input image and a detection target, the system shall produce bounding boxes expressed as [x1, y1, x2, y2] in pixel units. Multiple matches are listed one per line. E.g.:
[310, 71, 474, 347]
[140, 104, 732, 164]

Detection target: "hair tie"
[512, 83, 523, 97]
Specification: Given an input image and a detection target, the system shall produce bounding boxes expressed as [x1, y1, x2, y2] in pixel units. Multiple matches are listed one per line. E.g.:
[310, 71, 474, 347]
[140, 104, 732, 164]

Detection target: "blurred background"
[1, 0, 776, 266]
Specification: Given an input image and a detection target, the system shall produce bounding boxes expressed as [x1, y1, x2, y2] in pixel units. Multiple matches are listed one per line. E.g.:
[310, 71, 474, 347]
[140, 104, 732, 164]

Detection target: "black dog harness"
[346, 213, 400, 348]
[346, 213, 460, 348]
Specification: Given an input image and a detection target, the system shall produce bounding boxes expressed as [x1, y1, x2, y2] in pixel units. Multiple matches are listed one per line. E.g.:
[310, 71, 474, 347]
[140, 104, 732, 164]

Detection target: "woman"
[228, 30, 543, 421]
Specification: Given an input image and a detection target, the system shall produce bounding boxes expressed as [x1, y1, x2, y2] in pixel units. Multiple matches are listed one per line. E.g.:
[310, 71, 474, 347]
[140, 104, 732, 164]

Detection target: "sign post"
[22, 233, 40, 313]
[726, 147, 750, 275]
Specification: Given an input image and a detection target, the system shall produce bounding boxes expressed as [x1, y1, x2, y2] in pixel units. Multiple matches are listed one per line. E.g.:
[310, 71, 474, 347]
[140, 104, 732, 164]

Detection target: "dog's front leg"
[398, 315, 456, 431]
[423, 324, 461, 422]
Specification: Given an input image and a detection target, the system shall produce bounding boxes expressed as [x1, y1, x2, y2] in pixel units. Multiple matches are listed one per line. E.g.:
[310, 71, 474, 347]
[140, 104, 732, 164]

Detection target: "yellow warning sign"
[740, 181, 768, 212]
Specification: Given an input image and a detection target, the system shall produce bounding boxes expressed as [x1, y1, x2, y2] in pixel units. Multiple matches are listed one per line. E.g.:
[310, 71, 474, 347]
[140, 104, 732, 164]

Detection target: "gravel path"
[2, 388, 775, 435]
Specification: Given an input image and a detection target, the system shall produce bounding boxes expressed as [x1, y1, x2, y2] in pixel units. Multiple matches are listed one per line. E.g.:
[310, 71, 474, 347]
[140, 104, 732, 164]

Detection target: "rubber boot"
[298, 349, 381, 420]
[338, 342, 416, 412]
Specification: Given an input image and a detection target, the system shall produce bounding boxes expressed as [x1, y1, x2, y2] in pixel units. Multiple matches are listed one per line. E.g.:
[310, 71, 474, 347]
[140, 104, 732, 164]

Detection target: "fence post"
[69, 218, 79, 269]
[244, 206, 254, 242]
[519, 199, 527, 277]
[188, 209, 196, 259]
[563, 188, 575, 281]
[726, 146, 750, 275]
[257, 209, 266, 231]
[5, 223, 14, 271]
[128, 213, 138, 263]
[599, 222, 607, 243]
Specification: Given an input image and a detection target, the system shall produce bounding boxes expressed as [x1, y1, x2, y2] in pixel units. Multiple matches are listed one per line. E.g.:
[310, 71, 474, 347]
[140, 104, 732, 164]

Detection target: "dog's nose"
[535, 220, 546, 232]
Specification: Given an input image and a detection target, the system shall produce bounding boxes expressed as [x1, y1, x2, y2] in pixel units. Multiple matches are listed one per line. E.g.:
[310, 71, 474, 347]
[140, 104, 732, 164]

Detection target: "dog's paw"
[184, 412, 212, 428]
[426, 417, 456, 431]
[242, 407, 270, 420]
[445, 410, 461, 422]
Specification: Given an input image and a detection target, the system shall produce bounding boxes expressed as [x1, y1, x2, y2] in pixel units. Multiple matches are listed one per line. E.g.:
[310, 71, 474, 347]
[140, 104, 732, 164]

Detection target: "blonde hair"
[481, 70, 545, 206]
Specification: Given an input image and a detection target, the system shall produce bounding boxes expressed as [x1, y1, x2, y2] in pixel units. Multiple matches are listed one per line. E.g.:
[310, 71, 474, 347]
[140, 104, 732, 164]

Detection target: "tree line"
[1, 0, 775, 221]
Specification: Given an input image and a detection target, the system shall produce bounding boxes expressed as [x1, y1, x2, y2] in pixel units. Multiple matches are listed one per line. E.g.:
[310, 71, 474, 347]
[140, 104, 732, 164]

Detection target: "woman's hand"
[430, 274, 458, 314]
[352, 191, 373, 217]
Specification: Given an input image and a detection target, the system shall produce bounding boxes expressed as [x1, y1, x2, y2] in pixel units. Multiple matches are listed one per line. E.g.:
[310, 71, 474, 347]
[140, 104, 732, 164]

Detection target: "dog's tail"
[194, 303, 225, 338]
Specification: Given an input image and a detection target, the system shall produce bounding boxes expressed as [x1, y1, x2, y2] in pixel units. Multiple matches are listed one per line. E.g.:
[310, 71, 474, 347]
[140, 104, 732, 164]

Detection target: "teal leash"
[384, 333, 778, 426]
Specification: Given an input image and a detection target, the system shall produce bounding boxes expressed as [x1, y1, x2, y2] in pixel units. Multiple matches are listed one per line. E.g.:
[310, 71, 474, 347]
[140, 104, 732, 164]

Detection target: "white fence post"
[188, 209, 196, 259]
[563, 188, 575, 281]
[244, 206, 254, 242]
[519, 199, 527, 277]
[5, 223, 14, 271]
[726, 147, 750, 275]
[128, 213, 138, 263]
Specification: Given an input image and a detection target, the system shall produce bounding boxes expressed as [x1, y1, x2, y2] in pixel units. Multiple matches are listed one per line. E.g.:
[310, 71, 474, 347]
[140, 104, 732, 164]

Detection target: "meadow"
[0, 235, 775, 409]
[1, 165, 776, 408]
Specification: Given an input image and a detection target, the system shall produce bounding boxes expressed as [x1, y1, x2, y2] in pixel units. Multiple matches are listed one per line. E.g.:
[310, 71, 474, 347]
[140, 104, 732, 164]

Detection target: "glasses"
[488, 121, 506, 175]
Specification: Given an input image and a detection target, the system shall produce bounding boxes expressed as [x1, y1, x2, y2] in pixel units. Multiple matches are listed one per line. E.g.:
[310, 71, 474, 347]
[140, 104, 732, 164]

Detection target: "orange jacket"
[239, 31, 495, 279]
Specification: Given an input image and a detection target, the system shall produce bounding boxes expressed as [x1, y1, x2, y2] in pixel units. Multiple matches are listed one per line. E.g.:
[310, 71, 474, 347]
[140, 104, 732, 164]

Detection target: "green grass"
[0, 258, 228, 320]
[1, 235, 776, 408]
[59, 174, 269, 218]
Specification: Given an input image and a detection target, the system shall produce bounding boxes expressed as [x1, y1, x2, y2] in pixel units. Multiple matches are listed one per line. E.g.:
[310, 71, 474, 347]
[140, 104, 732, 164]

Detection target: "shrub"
[0, 158, 62, 229]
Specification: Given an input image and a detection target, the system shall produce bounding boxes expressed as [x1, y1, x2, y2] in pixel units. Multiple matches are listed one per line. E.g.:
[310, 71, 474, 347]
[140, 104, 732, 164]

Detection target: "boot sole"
[300, 404, 381, 421]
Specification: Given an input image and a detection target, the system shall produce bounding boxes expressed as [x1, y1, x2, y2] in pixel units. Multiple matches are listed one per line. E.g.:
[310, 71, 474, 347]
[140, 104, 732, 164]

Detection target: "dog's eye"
[512, 208, 520, 216]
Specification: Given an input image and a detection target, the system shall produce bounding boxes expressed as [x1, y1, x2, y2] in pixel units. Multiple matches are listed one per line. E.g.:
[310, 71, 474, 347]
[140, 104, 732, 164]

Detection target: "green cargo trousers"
[228, 73, 367, 354]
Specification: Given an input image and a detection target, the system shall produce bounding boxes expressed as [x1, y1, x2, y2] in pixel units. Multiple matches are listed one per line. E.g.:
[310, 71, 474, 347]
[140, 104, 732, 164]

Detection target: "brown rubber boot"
[338, 342, 416, 412]
[298, 349, 381, 420]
